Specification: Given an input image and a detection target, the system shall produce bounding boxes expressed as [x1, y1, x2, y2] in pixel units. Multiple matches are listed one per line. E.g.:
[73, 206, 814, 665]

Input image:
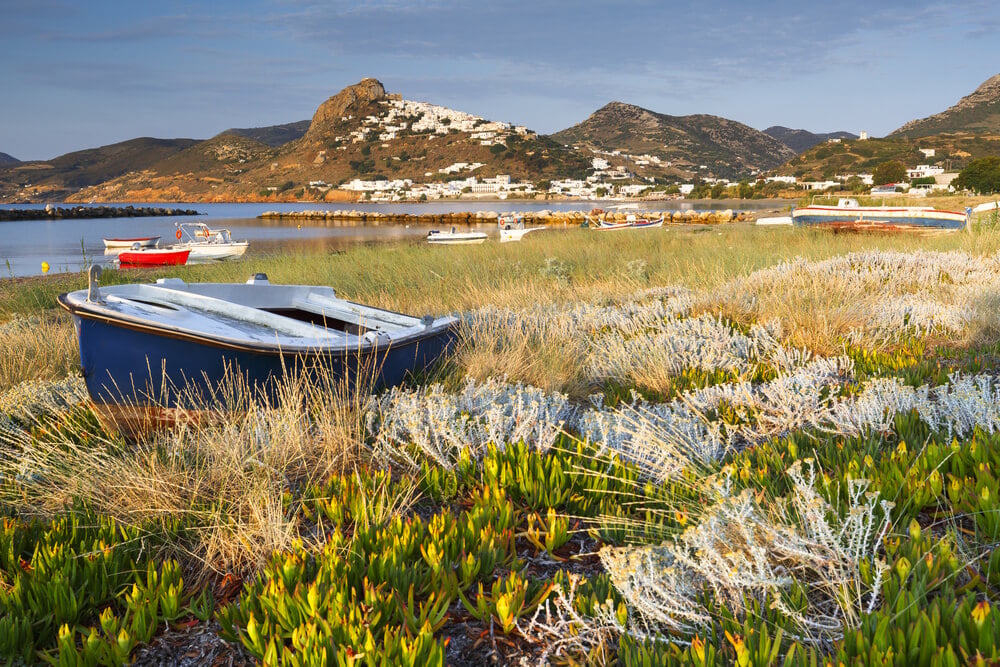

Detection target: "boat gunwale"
[57, 287, 458, 357]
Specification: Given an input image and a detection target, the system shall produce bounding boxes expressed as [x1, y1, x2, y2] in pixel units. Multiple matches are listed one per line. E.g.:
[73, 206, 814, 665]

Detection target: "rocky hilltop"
[551, 102, 796, 178]
[65, 78, 591, 203]
[302, 78, 388, 143]
[0, 152, 19, 166]
[892, 73, 1000, 137]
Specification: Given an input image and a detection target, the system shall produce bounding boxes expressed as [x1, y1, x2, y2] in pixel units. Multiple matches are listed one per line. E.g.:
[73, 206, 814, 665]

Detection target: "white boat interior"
[66, 275, 455, 352]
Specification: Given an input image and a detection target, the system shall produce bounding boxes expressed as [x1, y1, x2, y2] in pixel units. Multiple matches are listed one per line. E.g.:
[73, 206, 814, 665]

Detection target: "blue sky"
[2, 0, 999, 160]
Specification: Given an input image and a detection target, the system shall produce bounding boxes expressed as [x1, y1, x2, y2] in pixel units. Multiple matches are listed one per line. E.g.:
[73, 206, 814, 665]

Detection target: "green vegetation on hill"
[954, 156, 1000, 194]
[778, 133, 1000, 180]
[221, 120, 310, 147]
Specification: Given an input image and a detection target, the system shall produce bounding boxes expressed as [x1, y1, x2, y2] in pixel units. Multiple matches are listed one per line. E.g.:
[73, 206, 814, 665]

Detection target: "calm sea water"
[0, 200, 780, 278]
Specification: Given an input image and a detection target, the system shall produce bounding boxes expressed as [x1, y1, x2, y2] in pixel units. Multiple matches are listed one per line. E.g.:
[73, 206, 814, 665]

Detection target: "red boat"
[118, 248, 190, 267]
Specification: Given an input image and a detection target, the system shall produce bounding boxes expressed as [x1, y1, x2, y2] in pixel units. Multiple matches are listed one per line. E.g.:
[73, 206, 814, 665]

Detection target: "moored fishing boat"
[630, 215, 665, 228]
[586, 213, 664, 230]
[426, 228, 488, 245]
[102, 236, 160, 249]
[791, 198, 970, 232]
[58, 269, 459, 416]
[117, 247, 190, 267]
[170, 223, 249, 260]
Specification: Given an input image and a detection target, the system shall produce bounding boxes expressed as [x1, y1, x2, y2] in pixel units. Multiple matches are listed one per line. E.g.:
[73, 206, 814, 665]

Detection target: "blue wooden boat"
[58, 268, 458, 414]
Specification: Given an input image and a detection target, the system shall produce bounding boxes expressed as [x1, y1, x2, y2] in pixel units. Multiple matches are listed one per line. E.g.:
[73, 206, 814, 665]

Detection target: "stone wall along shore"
[259, 208, 754, 225]
[0, 205, 202, 222]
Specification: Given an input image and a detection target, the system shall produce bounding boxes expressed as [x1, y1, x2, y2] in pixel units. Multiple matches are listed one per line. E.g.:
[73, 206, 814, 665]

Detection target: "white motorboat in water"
[103, 236, 160, 249]
[497, 214, 545, 243]
[426, 228, 488, 245]
[171, 223, 249, 260]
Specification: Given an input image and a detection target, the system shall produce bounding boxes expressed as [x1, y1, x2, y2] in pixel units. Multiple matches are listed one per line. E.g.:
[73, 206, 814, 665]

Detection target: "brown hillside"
[71, 78, 592, 202]
[892, 74, 1000, 138]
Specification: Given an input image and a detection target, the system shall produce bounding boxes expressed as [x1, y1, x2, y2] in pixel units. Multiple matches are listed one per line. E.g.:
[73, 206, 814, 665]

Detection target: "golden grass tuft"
[0, 361, 386, 581]
[0, 313, 79, 394]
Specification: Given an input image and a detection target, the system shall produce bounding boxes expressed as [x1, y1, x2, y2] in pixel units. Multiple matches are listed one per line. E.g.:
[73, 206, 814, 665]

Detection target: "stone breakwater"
[0, 205, 202, 221]
[259, 208, 754, 225]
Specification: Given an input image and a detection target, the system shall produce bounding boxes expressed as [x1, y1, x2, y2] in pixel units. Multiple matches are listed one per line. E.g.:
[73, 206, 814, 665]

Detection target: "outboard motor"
[246, 272, 270, 285]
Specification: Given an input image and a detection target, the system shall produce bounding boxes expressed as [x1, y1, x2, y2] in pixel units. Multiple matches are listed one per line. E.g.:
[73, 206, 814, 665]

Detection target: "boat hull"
[118, 249, 190, 266]
[499, 227, 544, 243]
[791, 206, 967, 231]
[103, 236, 160, 249]
[66, 308, 456, 409]
[175, 242, 249, 260]
[426, 232, 487, 245]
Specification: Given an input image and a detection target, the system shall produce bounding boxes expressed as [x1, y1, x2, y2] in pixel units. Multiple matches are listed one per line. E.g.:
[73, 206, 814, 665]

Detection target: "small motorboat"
[170, 223, 249, 260]
[117, 247, 190, 267]
[58, 268, 459, 416]
[103, 236, 160, 249]
[426, 228, 488, 245]
[500, 227, 545, 243]
[755, 216, 793, 226]
[497, 213, 545, 243]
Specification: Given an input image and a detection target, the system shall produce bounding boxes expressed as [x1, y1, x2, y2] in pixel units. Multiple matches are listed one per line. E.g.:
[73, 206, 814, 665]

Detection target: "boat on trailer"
[103, 236, 160, 250]
[58, 268, 458, 421]
[791, 198, 970, 232]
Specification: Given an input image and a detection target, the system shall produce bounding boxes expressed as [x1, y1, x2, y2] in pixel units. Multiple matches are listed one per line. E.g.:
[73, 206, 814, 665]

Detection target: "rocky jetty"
[259, 208, 752, 225]
[0, 205, 202, 221]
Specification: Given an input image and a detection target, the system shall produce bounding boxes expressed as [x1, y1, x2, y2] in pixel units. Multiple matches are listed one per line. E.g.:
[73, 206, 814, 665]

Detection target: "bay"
[0, 200, 783, 278]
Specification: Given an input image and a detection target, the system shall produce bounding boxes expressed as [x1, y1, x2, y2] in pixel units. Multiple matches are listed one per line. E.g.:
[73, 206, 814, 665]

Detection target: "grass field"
[3, 220, 1000, 665]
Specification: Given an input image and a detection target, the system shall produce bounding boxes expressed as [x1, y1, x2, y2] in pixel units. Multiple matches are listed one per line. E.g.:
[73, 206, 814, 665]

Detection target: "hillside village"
[303, 96, 960, 202]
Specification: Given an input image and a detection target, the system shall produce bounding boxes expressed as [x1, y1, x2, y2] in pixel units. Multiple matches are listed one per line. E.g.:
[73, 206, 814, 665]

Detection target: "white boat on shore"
[171, 223, 249, 260]
[102, 236, 160, 250]
[426, 228, 488, 245]
[586, 213, 665, 230]
[791, 198, 969, 232]
[755, 216, 793, 226]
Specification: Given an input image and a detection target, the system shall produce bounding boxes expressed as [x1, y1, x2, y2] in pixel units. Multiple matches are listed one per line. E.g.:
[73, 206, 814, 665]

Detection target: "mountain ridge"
[550, 101, 796, 178]
[892, 74, 1000, 137]
[763, 126, 858, 153]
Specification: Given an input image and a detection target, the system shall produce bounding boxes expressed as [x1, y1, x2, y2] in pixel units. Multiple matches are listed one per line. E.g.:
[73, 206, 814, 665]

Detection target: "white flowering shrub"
[600, 461, 892, 645]
[723, 249, 1000, 346]
[520, 574, 628, 665]
[367, 376, 575, 469]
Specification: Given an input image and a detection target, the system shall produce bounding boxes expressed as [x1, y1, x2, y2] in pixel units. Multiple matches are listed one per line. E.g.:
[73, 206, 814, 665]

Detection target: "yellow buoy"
[41, 261, 50, 274]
